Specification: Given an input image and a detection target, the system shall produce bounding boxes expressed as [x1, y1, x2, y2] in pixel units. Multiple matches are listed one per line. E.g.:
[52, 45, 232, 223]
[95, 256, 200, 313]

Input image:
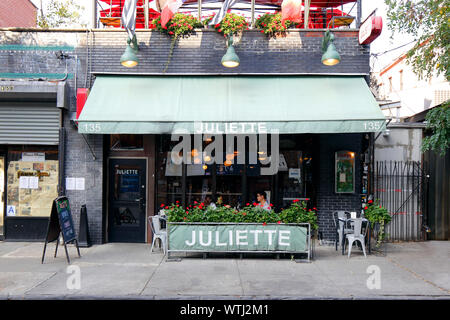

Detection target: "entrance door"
[108, 159, 146, 243]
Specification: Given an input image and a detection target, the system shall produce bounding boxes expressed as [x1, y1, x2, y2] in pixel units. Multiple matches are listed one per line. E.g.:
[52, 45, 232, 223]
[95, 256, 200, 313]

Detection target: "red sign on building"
[359, 16, 383, 45]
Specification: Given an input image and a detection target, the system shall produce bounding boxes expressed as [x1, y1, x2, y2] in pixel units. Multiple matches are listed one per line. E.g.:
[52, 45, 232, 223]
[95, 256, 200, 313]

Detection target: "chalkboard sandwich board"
[41, 196, 81, 264]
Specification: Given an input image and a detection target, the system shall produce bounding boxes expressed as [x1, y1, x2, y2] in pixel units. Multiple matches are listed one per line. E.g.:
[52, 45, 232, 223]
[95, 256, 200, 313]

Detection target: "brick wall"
[0, 0, 37, 28]
[317, 134, 364, 240]
[0, 29, 371, 244]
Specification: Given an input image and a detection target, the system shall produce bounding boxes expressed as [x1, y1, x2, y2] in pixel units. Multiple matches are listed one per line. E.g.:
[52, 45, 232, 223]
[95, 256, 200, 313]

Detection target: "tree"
[385, 0, 449, 156]
[37, 0, 86, 28]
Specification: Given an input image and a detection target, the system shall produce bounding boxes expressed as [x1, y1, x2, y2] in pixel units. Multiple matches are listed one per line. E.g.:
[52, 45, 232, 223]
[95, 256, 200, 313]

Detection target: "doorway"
[108, 158, 147, 243]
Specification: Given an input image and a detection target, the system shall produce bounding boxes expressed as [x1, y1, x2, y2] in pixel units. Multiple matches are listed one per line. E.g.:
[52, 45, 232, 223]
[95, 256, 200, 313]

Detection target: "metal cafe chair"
[149, 215, 167, 255]
[346, 218, 367, 258]
[333, 211, 352, 251]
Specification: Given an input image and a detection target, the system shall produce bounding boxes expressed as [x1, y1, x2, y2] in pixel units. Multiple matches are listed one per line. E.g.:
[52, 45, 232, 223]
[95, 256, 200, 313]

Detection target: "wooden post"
[91, 0, 97, 28]
[145, 0, 149, 29]
[198, 0, 202, 22]
[304, 0, 310, 29]
[251, 0, 255, 28]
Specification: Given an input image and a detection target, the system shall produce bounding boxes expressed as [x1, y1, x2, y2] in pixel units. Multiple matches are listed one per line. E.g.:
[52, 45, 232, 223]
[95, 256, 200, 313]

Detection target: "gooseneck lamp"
[120, 35, 139, 68]
[322, 30, 341, 66]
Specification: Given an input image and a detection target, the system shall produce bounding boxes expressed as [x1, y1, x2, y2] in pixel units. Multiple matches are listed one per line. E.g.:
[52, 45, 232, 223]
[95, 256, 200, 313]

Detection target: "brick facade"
[0, 29, 371, 243]
[0, 0, 37, 28]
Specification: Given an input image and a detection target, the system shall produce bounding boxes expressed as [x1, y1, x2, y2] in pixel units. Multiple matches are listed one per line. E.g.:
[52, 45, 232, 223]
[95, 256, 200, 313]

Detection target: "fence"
[374, 161, 424, 242]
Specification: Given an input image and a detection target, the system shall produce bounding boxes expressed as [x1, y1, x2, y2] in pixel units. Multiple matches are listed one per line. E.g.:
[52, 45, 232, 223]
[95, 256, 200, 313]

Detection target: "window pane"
[110, 134, 143, 150]
[0, 157, 4, 236]
[6, 148, 58, 217]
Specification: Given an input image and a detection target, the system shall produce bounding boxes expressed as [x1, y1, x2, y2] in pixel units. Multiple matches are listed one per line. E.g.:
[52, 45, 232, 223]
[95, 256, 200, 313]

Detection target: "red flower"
[263, 222, 267, 226]
[368, 200, 373, 204]
[165, 206, 168, 209]
[246, 203, 250, 206]
[313, 207, 317, 210]
[176, 200, 180, 204]
[183, 217, 187, 220]
[277, 221, 281, 224]
[194, 201, 198, 204]
[160, 204, 165, 208]
[253, 202, 257, 206]
[364, 206, 368, 210]
[269, 203, 273, 207]
[243, 212, 247, 216]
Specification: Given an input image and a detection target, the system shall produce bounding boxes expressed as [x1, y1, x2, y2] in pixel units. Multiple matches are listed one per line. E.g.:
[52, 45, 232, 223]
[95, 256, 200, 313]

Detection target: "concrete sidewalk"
[0, 240, 448, 300]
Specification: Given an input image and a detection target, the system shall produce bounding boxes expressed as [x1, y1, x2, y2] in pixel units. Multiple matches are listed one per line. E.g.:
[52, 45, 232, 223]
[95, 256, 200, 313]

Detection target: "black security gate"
[374, 161, 425, 241]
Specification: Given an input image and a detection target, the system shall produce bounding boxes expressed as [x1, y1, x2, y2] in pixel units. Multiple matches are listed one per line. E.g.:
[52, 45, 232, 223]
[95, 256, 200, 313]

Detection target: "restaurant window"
[156, 134, 316, 211]
[110, 134, 143, 150]
[6, 147, 59, 218]
[156, 135, 182, 208]
[0, 156, 4, 237]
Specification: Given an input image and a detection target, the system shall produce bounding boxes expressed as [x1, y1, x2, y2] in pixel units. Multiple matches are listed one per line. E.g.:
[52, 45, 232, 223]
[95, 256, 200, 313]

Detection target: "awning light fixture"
[222, 35, 240, 68]
[120, 35, 139, 68]
[322, 30, 341, 66]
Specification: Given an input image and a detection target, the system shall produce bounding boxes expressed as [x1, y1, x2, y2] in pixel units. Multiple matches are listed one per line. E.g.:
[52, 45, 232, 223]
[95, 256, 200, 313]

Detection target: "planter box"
[167, 222, 312, 261]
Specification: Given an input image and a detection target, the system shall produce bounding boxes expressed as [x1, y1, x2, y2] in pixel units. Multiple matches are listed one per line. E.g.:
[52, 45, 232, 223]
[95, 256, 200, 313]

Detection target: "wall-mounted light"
[222, 35, 240, 68]
[120, 35, 139, 68]
[322, 30, 341, 66]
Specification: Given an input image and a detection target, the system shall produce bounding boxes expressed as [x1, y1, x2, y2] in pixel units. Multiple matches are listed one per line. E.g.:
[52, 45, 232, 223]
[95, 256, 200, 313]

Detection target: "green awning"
[77, 75, 386, 134]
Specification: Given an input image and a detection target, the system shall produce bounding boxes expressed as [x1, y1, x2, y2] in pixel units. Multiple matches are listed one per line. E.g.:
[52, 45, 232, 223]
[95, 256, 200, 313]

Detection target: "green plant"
[363, 200, 392, 248]
[152, 13, 203, 73]
[165, 200, 317, 229]
[152, 13, 202, 38]
[213, 13, 249, 37]
[255, 13, 293, 36]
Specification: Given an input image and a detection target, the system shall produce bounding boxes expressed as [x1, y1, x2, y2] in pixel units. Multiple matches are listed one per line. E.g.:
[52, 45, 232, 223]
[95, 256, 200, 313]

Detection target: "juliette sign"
[168, 223, 309, 253]
[359, 16, 382, 45]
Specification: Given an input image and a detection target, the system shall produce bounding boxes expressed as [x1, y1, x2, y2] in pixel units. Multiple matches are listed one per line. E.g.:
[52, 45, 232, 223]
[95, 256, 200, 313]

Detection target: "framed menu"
[335, 151, 355, 193]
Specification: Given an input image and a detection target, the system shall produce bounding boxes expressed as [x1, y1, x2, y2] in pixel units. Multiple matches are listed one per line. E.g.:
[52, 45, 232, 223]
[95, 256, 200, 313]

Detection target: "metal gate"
[374, 161, 424, 241]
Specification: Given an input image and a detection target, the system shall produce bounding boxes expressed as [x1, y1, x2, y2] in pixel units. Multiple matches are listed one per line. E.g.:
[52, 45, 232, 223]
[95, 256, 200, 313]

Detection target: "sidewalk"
[0, 240, 448, 299]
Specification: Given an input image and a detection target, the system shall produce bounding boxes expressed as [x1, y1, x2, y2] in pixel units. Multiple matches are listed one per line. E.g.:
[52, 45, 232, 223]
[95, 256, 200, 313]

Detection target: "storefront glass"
[6, 147, 58, 218]
[0, 156, 4, 237]
[156, 134, 316, 211]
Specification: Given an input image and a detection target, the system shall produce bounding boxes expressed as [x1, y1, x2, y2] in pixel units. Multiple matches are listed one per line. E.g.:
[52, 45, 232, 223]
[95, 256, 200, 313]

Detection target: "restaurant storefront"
[78, 74, 385, 243]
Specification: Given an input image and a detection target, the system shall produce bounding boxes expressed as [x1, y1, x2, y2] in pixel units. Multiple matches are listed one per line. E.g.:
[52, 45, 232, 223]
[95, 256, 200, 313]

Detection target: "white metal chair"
[149, 215, 167, 255]
[333, 211, 352, 251]
[346, 218, 367, 258]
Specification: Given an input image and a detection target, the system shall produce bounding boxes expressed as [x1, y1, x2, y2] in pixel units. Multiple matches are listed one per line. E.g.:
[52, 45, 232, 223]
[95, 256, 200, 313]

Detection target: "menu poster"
[54, 196, 77, 243]
[335, 151, 355, 194]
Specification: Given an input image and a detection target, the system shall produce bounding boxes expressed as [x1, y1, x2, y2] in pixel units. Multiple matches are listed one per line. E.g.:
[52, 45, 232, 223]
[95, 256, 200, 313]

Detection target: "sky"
[30, 0, 415, 71]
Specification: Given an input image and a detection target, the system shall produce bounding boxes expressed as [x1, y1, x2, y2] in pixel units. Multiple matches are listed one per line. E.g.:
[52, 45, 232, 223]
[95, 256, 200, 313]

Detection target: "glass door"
[108, 158, 147, 243]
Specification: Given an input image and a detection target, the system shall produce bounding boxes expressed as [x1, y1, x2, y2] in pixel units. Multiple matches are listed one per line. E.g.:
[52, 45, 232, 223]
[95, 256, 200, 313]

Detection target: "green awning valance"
[77, 75, 386, 134]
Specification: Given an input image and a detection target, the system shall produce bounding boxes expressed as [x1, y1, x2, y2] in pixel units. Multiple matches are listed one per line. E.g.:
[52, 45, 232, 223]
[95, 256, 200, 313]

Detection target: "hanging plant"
[213, 13, 249, 37]
[255, 13, 294, 37]
[152, 13, 203, 73]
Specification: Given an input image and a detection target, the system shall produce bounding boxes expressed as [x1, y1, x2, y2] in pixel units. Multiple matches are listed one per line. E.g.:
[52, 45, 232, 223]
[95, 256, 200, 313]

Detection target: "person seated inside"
[256, 191, 271, 211]
[204, 195, 217, 210]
